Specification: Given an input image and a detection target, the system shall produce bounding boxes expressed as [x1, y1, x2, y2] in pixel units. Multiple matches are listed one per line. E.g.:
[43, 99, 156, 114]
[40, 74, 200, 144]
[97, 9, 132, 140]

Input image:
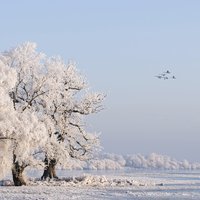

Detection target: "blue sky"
[1, 0, 200, 161]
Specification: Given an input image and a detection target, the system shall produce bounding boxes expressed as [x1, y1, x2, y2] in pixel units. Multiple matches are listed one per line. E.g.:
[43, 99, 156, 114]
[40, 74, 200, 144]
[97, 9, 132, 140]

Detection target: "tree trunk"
[12, 162, 26, 186]
[41, 157, 58, 180]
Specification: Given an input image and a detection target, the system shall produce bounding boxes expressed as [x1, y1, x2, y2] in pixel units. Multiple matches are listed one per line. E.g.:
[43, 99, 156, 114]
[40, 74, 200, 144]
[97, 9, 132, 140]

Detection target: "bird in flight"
[155, 75, 163, 79]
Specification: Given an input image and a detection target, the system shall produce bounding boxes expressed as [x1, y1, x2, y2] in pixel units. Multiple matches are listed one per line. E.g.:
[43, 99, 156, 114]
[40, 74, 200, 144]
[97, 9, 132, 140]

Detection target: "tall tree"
[0, 59, 48, 185]
[0, 42, 104, 185]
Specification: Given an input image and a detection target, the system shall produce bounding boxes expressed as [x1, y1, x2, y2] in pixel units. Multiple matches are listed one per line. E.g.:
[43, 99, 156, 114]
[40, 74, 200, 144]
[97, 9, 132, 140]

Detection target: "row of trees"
[0, 42, 104, 186]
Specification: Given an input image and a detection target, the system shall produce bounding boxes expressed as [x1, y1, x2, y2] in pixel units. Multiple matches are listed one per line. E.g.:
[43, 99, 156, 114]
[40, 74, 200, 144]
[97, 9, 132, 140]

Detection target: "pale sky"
[1, 0, 200, 161]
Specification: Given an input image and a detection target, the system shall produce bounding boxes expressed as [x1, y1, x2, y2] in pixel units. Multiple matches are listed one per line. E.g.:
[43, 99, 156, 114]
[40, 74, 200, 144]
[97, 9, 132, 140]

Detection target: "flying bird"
[155, 75, 163, 79]
[165, 70, 170, 74]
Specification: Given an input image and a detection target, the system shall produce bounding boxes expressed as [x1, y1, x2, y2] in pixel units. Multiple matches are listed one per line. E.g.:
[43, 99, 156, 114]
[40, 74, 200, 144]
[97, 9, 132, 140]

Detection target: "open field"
[1, 169, 200, 199]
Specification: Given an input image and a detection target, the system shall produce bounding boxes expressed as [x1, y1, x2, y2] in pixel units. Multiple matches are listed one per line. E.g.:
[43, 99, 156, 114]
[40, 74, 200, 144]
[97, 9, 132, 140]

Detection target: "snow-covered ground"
[1, 169, 200, 199]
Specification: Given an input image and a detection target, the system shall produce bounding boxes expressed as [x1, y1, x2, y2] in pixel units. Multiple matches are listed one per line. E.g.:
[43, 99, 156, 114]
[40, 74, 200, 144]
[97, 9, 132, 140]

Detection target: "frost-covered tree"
[0, 59, 48, 186]
[40, 59, 104, 180]
[0, 42, 104, 185]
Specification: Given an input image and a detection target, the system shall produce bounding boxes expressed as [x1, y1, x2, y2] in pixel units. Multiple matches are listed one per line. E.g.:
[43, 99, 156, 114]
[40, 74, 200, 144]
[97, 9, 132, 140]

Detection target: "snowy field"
[1, 169, 200, 199]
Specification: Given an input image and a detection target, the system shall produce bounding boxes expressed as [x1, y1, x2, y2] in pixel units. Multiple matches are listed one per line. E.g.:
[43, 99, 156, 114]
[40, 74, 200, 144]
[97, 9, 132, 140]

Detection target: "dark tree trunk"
[12, 158, 26, 186]
[41, 157, 58, 180]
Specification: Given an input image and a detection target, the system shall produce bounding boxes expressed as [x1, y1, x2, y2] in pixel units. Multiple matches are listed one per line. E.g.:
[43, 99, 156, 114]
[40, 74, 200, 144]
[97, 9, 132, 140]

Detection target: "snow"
[0, 170, 200, 199]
